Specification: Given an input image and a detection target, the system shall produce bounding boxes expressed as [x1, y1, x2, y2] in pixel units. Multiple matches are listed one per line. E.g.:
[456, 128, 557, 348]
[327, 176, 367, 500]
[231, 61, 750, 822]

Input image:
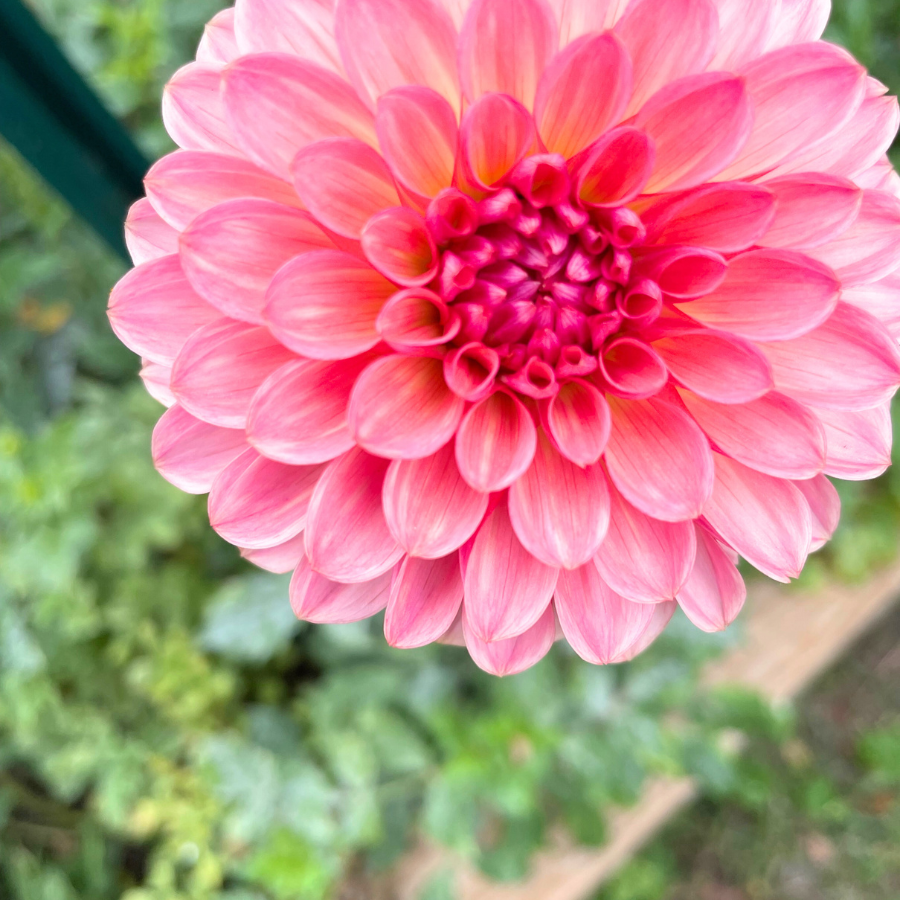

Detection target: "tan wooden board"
[387, 561, 900, 900]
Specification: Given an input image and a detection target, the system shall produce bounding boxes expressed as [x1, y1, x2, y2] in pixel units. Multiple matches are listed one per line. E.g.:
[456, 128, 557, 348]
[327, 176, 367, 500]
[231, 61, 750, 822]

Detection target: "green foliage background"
[0, 1, 899, 898]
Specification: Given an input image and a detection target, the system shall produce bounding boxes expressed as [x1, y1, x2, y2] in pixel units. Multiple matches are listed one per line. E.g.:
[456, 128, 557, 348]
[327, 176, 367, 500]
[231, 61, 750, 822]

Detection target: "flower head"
[110, 0, 900, 674]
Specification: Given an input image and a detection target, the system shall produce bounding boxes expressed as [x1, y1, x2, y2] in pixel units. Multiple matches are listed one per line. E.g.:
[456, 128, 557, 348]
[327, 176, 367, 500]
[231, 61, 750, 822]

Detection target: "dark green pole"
[0, 0, 150, 260]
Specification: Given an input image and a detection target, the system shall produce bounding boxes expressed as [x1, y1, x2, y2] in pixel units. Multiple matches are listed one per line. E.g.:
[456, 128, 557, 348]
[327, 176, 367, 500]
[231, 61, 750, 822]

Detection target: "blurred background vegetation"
[0, 1, 898, 898]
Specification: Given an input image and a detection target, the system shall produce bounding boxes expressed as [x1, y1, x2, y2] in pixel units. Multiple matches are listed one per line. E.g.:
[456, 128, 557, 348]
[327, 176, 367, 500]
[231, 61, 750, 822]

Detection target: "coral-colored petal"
[593, 484, 697, 603]
[455, 390, 537, 491]
[125, 199, 178, 266]
[291, 557, 394, 622]
[361, 207, 438, 286]
[703, 454, 811, 582]
[209, 449, 324, 548]
[385, 554, 464, 648]
[813, 404, 893, 481]
[717, 44, 866, 181]
[636, 73, 753, 193]
[291, 137, 400, 238]
[247, 356, 371, 465]
[180, 200, 333, 324]
[642, 183, 776, 253]
[197, 8, 240, 65]
[599, 337, 669, 400]
[508, 430, 610, 569]
[768, 0, 831, 49]
[556, 563, 659, 664]
[760, 302, 900, 411]
[545, 379, 611, 466]
[162, 62, 240, 155]
[234, 0, 342, 72]
[614, 601, 677, 661]
[458, 0, 558, 109]
[676, 525, 746, 633]
[223, 53, 377, 179]
[349, 355, 465, 459]
[383, 443, 488, 558]
[678, 388, 826, 479]
[108, 255, 220, 365]
[707, 0, 779, 70]
[616, 0, 718, 116]
[305, 448, 405, 582]
[241, 533, 307, 574]
[152, 404, 248, 494]
[605, 395, 714, 523]
[170, 318, 296, 428]
[376, 289, 460, 351]
[573, 127, 656, 208]
[140, 361, 176, 407]
[264, 249, 395, 359]
[376, 87, 459, 198]
[633, 246, 727, 299]
[463, 603, 556, 676]
[534, 32, 631, 159]
[652, 328, 773, 404]
[678, 249, 839, 341]
[335, 0, 460, 109]
[794, 475, 840, 552]
[463, 501, 558, 642]
[146, 151, 301, 231]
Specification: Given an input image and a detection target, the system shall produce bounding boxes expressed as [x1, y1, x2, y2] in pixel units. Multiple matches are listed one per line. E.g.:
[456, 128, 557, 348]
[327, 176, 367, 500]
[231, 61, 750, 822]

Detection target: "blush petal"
[162, 62, 240, 156]
[125, 199, 178, 266]
[793, 475, 841, 552]
[813, 404, 893, 481]
[462, 603, 557, 676]
[291, 557, 394, 623]
[385, 554, 464, 648]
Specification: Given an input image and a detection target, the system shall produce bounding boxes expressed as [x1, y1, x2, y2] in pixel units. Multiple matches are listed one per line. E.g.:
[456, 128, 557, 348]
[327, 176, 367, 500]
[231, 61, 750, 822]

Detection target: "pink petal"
[107, 255, 220, 365]
[534, 32, 631, 159]
[247, 356, 371, 465]
[642, 183, 776, 254]
[546, 0, 622, 44]
[768, 0, 831, 49]
[162, 62, 240, 156]
[234, 0, 342, 72]
[556, 562, 662, 664]
[180, 200, 334, 324]
[759, 302, 900, 410]
[605, 395, 714, 522]
[455, 390, 537, 491]
[125, 199, 178, 266]
[304, 448, 405, 582]
[545, 378, 611, 466]
[598, 337, 668, 400]
[842, 271, 900, 328]
[616, 0, 718, 116]
[593, 484, 697, 603]
[383, 443, 488, 558]
[348, 355, 465, 459]
[678, 388, 826, 479]
[633, 246, 727, 299]
[241, 533, 307, 574]
[209, 449, 324, 548]
[508, 430, 610, 569]
[361, 207, 438, 286]
[805, 190, 900, 287]
[652, 328, 773, 404]
[717, 43, 866, 181]
[676, 524, 746, 633]
[759, 173, 862, 250]
[152, 404, 248, 494]
[223, 53, 377, 179]
[291, 138, 399, 238]
[264, 249, 395, 359]
[702, 453, 811, 582]
[376, 289, 461, 351]
[145, 151, 302, 231]
[463, 603, 556, 676]
[291, 557, 394, 623]
[385, 554, 465, 647]
[573, 127, 655, 209]
[463, 501, 558, 642]
[707, 0, 779, 70]
[335, 0, 460, 109]
[613, 601, 676, 662]
[458, 93, 537, 192]
[197, 8, 240, 65]
[458, 0, 558, 109]
[140, 361, 176, 407]
[813, 403, 893, 481]
[635, 73, 753, 193]
[794, 475, 840, 552]
[170, 318, 296, 428]
[678, 249, 839, 341]
[376, 87, 459, 198]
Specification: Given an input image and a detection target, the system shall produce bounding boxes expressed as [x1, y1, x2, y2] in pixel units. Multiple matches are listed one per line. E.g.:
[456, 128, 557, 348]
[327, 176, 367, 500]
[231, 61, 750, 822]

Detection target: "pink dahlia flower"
[109, 0, 900, 675]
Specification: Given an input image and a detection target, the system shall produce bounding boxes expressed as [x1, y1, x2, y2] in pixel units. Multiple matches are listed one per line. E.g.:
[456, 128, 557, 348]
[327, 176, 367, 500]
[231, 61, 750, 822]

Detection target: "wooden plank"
[389, 562, 900, 900]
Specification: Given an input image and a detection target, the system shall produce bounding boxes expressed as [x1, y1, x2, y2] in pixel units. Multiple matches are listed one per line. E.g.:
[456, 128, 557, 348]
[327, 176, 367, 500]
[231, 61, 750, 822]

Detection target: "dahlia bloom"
[110, 0, 900, 675]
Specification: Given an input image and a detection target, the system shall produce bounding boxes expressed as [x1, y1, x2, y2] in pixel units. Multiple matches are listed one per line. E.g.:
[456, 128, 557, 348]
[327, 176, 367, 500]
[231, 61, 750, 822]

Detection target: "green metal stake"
[0, 0, 149, 260]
